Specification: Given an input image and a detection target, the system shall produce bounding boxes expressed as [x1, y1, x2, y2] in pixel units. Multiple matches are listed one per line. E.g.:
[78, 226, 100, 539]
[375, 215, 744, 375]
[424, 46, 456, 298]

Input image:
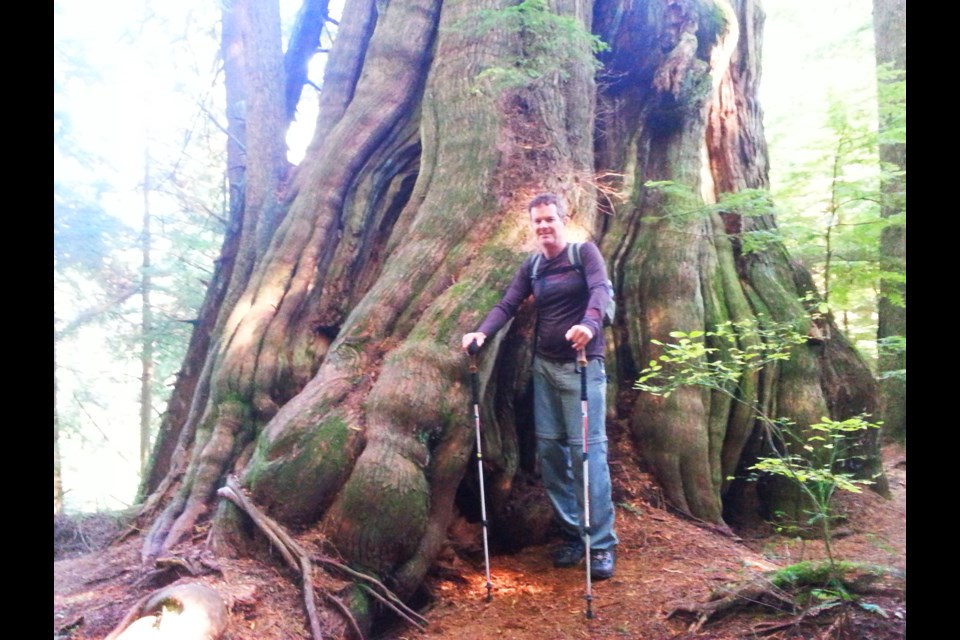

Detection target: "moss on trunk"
[136, 0, 886, 631]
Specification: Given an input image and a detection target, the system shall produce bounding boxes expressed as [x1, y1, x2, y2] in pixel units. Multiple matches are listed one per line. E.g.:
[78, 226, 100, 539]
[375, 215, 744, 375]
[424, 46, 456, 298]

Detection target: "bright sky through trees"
[55, 0, 345, 512]
[761, 0, 876, 192]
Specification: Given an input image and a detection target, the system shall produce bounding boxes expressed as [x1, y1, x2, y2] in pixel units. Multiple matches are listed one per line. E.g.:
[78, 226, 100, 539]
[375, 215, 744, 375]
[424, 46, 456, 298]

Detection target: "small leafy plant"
[635, 317, 807, 398]
[748, 414, 879, 579]
[635, 313, 880, 587]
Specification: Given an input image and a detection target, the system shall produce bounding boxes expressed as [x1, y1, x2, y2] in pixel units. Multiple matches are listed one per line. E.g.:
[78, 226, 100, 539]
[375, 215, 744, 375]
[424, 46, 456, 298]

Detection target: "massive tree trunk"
[594, 0, 887, 526]
[136, 0, 886, 632]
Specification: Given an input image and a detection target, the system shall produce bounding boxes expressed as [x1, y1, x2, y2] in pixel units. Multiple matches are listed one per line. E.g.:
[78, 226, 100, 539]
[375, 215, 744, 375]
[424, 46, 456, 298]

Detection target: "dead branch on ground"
[666, 560, 905, 633]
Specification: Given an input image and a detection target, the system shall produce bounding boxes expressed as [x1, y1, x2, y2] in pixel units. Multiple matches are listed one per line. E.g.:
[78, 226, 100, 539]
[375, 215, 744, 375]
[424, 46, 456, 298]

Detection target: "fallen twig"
[751, 600, 843, 635]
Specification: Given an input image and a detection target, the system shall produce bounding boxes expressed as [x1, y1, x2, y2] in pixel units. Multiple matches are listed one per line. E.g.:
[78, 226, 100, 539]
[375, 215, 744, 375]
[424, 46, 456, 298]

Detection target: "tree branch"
[283, 0, 331, 121]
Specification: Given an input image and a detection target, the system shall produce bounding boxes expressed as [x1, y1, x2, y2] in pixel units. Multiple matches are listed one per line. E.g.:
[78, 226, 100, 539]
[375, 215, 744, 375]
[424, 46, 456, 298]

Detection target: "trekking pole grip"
[467, 339, 480, 406]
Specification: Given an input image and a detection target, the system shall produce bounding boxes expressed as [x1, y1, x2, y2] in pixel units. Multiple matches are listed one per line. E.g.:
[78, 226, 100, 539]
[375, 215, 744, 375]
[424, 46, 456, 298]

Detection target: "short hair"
[527, 192, 566, 218]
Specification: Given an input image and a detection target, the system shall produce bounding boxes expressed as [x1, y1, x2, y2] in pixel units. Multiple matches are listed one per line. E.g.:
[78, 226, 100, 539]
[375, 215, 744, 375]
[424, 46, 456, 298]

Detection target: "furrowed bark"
[595, 0, 885, 525]
[135, 1, 888, 631]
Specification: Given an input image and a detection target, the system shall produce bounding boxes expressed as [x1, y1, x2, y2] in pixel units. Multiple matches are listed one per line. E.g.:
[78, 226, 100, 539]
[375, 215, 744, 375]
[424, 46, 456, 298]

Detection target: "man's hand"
[565, 324, 594, 351]
[461, 332, 487, 352]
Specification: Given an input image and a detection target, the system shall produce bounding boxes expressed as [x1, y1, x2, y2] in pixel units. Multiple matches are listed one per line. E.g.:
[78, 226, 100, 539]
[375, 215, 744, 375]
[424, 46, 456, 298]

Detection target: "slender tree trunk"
[283, 0, 331, 121]
[140, 146, 155, 475]
[873, 0, 906, 442]
[55, 325, 64, 516]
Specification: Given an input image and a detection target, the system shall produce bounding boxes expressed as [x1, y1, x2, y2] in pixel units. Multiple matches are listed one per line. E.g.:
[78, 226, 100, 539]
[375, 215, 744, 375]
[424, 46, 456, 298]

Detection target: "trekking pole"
[578, 348, 594, 619]
[468, 340, 493, 602]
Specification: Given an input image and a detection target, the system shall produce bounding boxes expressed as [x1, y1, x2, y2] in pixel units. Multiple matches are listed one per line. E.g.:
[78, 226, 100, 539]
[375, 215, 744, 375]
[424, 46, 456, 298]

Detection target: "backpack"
[530, 242, 616, 327]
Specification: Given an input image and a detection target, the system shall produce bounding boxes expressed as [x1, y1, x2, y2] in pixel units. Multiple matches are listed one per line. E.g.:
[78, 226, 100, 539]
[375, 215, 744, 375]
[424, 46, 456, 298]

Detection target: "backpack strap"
[531, 244, 582, 287]
[567, 242, 583, 270]
[569, 241, 616, 328]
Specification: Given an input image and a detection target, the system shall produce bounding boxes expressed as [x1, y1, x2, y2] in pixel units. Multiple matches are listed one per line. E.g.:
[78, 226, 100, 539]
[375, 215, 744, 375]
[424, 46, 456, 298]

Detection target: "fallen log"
[105, 582, 228, 640]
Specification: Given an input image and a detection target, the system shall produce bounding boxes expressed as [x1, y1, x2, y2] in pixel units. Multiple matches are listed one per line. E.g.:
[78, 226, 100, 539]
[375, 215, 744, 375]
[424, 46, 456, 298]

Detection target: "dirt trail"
[54, 444, 906, 640]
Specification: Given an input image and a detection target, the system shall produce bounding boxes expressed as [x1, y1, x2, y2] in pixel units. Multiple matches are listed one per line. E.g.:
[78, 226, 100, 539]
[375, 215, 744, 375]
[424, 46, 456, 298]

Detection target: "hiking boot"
[551, 539, 586, 568]
[590, 549, 615, 580]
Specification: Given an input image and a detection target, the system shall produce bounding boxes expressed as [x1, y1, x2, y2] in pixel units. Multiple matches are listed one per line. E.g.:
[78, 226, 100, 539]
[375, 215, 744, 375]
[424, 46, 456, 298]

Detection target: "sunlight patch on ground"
[443, 564, 549, 600]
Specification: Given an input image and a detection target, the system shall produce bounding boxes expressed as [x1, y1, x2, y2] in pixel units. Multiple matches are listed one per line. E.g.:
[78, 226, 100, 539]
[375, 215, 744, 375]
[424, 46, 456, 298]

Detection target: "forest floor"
[54, 436, 906, 640]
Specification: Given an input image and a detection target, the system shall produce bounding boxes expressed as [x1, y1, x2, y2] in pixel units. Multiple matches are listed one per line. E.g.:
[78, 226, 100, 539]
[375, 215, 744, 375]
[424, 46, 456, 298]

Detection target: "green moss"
[343, 473, 428, 527]
[219, 390, 247, 406]
[435, 397, 458, 433]
[335, 457, 429, 570]
[456, 0, 608, 95]
[304, 413, 351, 458]
[408, 244, 525, 343]
[469, 245, 530, 316]
[344, 583, 370, 618]
[767, 560, 887, 595]
[246, 413, 356, 518]
[696, 0, 730, 55]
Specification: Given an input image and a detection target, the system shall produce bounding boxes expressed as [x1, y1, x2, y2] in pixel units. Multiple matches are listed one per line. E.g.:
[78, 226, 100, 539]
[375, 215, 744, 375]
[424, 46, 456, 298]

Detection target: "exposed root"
[217, 474, 427, 640]
[750, 600, 843, 635]
[141, 489, 189, 565]
[217, 477, 324, 638]
[122, 343, 219, 549]
[323, 590, 366, 640]
[313, 556, 428, 628]
[300, 554, 324, 640]
[134, 550, 222, 591]
[666, 560, 904, 633]
[358, 582, 428, 631]
[667, 576, 795, 633]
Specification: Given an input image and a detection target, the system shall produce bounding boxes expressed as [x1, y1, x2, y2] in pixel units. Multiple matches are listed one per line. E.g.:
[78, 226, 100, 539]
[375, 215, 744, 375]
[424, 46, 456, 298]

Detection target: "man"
[461, 192, 618, 580]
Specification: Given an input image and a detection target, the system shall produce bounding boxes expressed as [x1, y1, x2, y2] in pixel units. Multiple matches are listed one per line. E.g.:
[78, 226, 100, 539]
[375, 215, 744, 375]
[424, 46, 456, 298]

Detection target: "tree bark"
[594, 0, 885, 525]
[873, 0, 906, 442]
[55, 325, 64, 516]
[137, 0, 293, 504]
[283, 0, 331, 121]
[140, 147, 155, 476]
[136, 0, 887, 630]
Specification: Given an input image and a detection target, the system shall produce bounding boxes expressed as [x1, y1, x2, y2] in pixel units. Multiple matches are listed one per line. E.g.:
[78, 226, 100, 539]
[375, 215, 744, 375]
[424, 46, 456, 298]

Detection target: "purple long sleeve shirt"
[476, 241, 609, 361]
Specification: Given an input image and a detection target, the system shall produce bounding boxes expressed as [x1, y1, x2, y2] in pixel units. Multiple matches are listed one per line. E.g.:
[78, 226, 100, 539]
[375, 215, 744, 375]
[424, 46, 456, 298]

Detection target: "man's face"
[530, 203, 567, 255]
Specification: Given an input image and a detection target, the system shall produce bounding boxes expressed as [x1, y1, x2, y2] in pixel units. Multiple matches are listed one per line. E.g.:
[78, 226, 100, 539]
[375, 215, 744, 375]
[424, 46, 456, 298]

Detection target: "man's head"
[528, 193, 569, 258]
[527, 192, 566, 219]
